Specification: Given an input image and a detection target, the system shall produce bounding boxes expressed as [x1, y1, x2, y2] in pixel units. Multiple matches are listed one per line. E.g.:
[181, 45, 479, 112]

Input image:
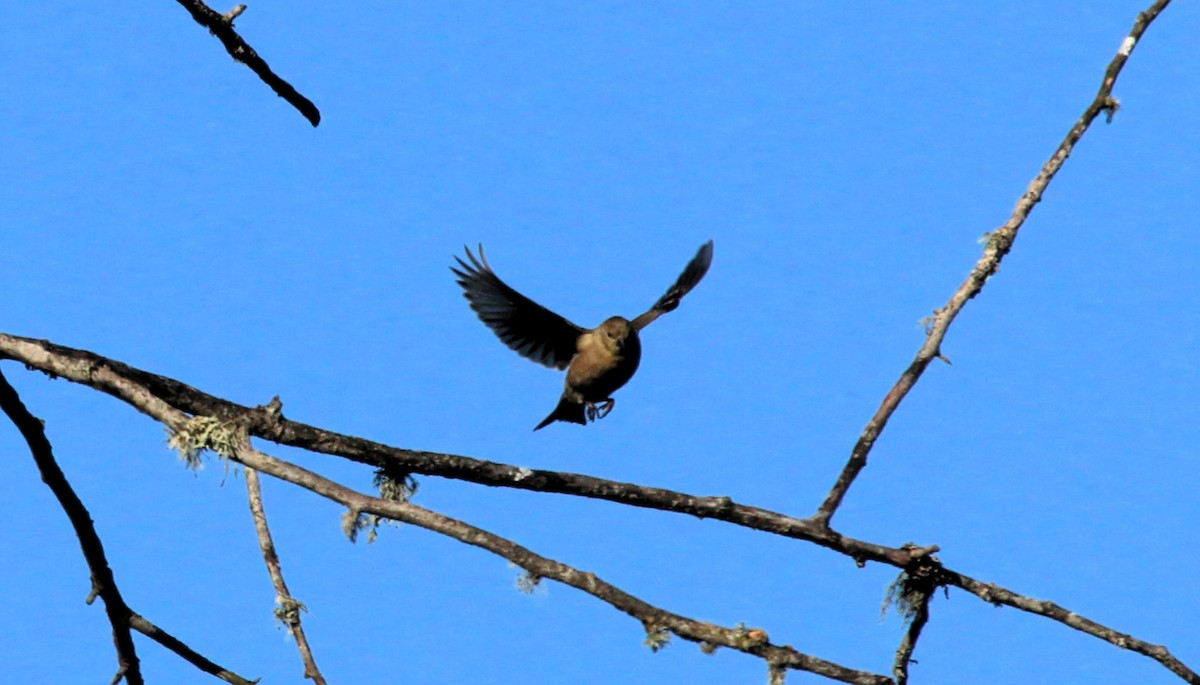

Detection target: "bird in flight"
[452, 241, 714, 430]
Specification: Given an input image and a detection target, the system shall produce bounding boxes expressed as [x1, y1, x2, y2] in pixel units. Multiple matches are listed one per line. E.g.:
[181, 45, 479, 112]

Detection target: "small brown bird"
[452, 241, 714, 430]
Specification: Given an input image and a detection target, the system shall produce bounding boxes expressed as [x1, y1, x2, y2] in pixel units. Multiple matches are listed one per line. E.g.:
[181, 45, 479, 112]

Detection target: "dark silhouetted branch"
[127, 614, 257, 685]
[813, 0, 1174, 526]
[1, 368, 259, 685]
[0, 369, 145, 685]
[174, 0, 321, 126]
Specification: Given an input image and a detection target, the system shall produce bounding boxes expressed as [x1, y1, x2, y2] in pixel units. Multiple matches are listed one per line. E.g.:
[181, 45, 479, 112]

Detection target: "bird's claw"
[585, 399, 615, 422]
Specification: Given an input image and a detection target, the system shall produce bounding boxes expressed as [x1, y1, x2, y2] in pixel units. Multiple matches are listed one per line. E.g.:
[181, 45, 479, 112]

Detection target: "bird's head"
[598, 317, 633, 351]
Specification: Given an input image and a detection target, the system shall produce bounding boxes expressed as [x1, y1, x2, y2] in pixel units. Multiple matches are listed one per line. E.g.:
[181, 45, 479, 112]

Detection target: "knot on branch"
[258, 395, 283, 419]
[242, 395, 287, 439]
[1101, 96, 1122, 123]
[732, 622, 770, 650]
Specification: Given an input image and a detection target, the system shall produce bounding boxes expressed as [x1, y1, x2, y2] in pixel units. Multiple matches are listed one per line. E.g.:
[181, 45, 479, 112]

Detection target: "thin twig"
[2, 335, 1197, 683]
[0, 370, 145, 685]
[128, 613, 257, 685]
[890, 583, 933, 685]
[891, 599, 928, 685]
[944, 570, 1198, 684]
[812, 0, 1174, 526]
[883, 550, 941, 685]
[173, 0, 321, 126]
[245, 467, 327, 684]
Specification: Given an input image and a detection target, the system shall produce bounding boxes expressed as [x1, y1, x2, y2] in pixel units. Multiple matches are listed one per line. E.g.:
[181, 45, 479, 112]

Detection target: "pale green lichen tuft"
[357, 467, 420, 542]
[882, 571, 929, 624]
[373, 467, 419, 502]
[644, 625, 671, 652]
[273, 595, 308, 635]
[918, 314, 937, 335]
[342, 508, 367, 543]
[167, 416, 244, 470]
[516, 571, 543, 594]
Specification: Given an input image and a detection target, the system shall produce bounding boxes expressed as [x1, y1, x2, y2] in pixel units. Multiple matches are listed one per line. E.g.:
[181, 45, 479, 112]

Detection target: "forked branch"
[0, 369, 144, 685]
[0, 369, 258, 685]
[2, 337, 1196, 682]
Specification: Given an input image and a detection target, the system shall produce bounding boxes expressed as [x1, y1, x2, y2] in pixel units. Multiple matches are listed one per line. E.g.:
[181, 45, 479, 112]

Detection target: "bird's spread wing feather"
[452, 245, 585, 370]
[631, 240, 714, 331]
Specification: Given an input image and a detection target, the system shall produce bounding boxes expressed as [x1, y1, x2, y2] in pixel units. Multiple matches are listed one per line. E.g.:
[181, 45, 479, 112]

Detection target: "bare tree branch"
[141, 388, 893, 684]
[245, 464, 327, 684]
[812, 0, 1174, 526]
[0, 369, 261, 685]
[891, 600, 927, 685]
[0, 369, 145, 685]
[8, 3, 1187, 684]
[943, 570, 1198, 684]
[0, 333, 918, 566]
[238, 442, 890, 684]
[127, 614, 257, 685]
[173, 0, 321, 126]
[885, 556, 938, 685]
[4, 338, 1196, 682]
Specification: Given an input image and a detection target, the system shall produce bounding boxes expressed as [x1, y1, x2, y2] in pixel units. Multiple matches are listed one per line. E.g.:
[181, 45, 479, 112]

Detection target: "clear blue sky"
[2, 2, 1198, 683]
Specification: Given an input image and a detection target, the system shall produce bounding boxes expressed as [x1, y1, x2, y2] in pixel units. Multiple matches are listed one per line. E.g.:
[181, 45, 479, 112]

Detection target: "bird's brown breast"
[565, 328, 642, 401]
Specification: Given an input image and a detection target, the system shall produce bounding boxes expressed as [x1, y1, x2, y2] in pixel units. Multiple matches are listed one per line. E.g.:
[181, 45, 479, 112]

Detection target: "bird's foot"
[585, 399, 615, 422]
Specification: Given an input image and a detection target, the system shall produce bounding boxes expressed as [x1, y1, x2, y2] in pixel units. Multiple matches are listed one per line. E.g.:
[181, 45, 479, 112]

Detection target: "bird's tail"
[534, 397, 587, 431]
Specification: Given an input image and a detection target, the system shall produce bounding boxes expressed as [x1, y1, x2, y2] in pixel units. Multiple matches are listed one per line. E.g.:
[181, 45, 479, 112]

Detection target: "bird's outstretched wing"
[452, 245, 585, 370]
[631, 240, 714, 331]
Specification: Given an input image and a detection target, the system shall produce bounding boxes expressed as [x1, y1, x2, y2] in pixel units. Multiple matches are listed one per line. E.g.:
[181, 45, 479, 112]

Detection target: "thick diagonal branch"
[1, 369, 260, 685]
[813, 0, 1174, 525]
[4, 338, 1196, 682]
[174, 0, 321, 126]
[0, 370, 145, 685]
[0, 332, 920, 566]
